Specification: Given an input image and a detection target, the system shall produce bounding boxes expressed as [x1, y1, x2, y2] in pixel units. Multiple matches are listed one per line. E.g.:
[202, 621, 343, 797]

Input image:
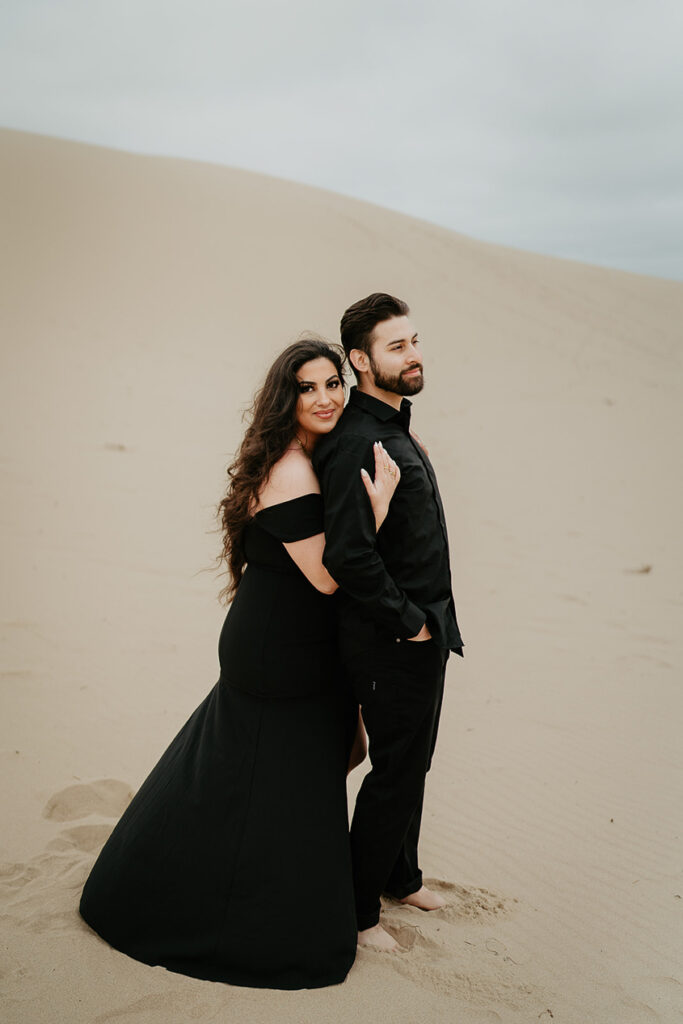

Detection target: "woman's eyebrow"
[297, 374, 340, 385]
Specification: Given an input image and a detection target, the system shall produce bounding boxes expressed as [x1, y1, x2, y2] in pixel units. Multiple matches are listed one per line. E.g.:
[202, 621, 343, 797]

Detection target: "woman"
[79, 338, 399, 990]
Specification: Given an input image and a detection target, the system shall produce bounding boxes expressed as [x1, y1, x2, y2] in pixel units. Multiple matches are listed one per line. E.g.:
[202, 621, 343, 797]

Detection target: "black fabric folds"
[79, 494, 357, 989]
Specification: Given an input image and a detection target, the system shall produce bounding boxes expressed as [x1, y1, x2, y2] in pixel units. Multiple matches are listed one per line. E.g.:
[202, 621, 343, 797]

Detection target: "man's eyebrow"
[385, 333, 418, 346]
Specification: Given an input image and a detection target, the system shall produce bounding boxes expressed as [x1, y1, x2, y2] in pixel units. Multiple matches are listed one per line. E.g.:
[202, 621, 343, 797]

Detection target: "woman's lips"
[315, 409, 335, 419]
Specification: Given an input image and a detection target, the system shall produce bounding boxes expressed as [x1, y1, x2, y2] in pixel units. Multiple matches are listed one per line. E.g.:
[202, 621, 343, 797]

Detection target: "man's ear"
[350, 348, 369, 375]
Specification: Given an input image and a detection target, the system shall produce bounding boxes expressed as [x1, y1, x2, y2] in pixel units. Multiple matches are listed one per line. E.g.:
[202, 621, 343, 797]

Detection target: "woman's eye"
[299, 384, 313, 393]
[328, 380, 340, 389]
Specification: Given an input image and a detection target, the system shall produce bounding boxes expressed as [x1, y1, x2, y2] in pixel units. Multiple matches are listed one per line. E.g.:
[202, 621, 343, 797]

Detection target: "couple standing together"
[80, 292, 464, 989]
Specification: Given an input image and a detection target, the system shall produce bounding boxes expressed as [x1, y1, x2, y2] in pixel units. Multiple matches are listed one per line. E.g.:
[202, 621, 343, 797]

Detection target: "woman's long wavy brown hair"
[217, 337, 345, 603]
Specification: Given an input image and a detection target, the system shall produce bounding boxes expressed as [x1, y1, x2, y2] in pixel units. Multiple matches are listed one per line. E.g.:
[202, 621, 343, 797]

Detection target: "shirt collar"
[348, 386, 412, 430]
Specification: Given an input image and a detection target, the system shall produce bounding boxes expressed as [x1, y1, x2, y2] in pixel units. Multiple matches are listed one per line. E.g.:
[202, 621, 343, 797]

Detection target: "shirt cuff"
[396, 603, 427, 641]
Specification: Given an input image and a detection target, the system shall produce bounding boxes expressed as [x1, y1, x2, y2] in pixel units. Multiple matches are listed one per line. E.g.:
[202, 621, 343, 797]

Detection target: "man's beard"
[369, 353, 425, 396]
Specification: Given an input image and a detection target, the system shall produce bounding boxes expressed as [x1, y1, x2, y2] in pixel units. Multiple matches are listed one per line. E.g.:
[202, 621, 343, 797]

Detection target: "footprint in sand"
[0, 862, 41, 889]
[0, 849, 86, 934]
[380, 921, 450, 957]
[422, 878, 516, 923]
[0, 811, 118, 937]
[0, 826, 113, 935]
[381, 925, 537, 1008]
[42, 779, 134, 822]
[365, 918, 536, 1006]
[47, 824, 114, 855]
[369, 879, 538, 1010]
[381, 878, 513, 926]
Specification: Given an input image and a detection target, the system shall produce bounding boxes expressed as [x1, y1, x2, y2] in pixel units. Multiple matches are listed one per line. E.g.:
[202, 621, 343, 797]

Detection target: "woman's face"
[295, 357, 344, 441]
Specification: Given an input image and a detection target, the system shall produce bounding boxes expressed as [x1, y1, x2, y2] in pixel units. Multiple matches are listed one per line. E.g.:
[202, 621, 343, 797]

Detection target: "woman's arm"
[275, 444, 400, 594]
[284, 532, 337, 594]
[257, 452, 337, 594]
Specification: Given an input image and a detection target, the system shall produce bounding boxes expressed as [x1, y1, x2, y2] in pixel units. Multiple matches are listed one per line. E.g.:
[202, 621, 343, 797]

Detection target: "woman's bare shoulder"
[257, 449, 320, 510]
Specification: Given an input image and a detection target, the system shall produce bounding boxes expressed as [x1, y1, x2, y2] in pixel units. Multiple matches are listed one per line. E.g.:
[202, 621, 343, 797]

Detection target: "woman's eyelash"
[299, 380, 340, 392]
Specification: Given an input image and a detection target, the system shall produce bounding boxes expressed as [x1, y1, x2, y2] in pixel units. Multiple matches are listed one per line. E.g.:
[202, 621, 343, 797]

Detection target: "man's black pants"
[344, 639, 448, 931]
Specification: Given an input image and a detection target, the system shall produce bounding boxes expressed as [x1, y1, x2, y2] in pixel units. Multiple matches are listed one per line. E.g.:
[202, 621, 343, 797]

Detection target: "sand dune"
[1, 128, 682, 1023]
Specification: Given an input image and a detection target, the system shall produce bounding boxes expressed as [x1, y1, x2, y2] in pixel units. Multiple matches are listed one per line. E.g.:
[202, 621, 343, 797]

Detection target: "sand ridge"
[1, 128, 682, 1023]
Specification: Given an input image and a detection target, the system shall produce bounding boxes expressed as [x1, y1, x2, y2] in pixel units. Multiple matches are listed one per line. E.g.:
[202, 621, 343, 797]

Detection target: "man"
[313, 292, 464, 951]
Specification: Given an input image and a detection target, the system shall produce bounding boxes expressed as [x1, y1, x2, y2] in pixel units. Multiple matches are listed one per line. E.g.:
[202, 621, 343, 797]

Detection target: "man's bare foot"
[357, 923, 400, 951]
[399, 885, 446, 911]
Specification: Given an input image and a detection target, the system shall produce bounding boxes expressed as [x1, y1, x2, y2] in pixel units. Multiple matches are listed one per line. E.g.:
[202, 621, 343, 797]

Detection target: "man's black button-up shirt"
[313, 387, 464, 659]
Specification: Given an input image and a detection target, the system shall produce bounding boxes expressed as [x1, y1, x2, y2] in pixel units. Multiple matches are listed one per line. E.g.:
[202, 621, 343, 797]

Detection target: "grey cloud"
[1, 0, 681, 277]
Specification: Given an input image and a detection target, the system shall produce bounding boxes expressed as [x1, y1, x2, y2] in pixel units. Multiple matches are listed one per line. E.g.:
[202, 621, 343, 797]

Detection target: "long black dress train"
[79, 494, 357, 989]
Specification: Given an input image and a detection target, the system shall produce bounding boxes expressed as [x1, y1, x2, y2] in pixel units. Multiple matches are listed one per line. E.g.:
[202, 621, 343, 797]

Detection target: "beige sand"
[1, 128, 682, 1024]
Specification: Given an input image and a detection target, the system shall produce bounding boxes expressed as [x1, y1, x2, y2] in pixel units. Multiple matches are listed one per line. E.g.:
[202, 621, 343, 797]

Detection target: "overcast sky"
[2, 0, 682, 279]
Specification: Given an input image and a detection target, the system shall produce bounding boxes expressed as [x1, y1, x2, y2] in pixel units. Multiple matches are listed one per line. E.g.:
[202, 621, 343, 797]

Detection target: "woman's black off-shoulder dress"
[79, 494, 357, 989]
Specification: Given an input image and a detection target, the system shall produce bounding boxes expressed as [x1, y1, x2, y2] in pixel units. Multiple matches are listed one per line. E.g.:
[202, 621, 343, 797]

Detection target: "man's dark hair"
[340, 292, 410, 380]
